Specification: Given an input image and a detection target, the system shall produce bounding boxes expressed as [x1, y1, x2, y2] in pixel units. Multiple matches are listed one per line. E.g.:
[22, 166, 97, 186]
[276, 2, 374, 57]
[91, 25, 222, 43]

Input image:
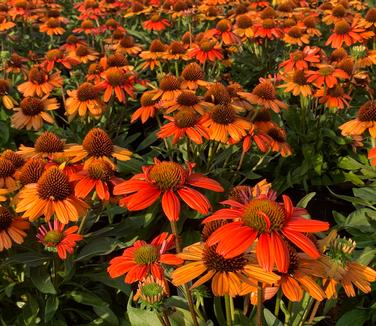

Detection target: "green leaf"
[1, 252, 50, 267]
[264, 308, 283, 326]
[22, 294, 40, 326]
[296, 192, 316, 208]
[353, 187, 376, 204]
[356, 247, 376, 265]
[127, 295, 161, 326]
[76, 237, 121, 261]
[336, 309, 370, 326]
[136, 132, 158, 152]
[213, 297, 226, 326]
[44, 296, 59, 322]
[30, 267, 56, 294]
[0, 121, 9, 146]
[338, 157, 366, 170]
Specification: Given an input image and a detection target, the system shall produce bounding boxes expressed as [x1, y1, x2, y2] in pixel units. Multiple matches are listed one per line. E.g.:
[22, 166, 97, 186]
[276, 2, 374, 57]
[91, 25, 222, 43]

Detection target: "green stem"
[157, 313, 168, 326]
[78, 212, 89, 234]
[163, 311, 172, 326]
[371, 137, 376, 149]
[256, 282, 263, 326]
[224, 295, 233, 326]
[274, 289, 282, 317]
[237, 150, 246, 171]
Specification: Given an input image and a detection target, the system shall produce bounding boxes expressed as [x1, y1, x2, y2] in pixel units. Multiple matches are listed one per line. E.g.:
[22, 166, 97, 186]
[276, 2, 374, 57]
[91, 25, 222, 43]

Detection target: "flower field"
[1, 0, 376, 325]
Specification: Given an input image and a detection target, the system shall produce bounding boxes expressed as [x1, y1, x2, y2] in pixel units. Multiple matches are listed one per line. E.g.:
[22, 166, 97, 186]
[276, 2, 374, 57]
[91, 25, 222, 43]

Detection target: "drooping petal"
[282, 229, 320, 258]
[161, 190, 181, 221]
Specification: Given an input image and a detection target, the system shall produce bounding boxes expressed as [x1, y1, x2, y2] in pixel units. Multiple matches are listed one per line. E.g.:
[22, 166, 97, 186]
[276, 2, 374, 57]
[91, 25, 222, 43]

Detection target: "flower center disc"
[107, 68, 127, 86]
[0, 79, 9, 95]
[334, 20, 351, 35]
[149, 161, 186, 191]
[76, 45, 90, 57]
[182, 63, 204, 81]
[29, 67, 47, 84]
[0, 157, 16, 177]
[0, 207, 13, 231]
[120, 36, 135, 48]
[237, 14, 252, 29]
[253, 82, 276, 100]
[20, 97, 44, 116]
[37, 167, 73, 200]
[292, 71, 307, 85]
[134, 244, 159, 264]
[366, 8, 376, 22]
[46, 49, 63, 61]
[88, 159, 114, 181]
[357, 100, 376, 122]
[149, 40, 166, 52]
[107, 53, 128, 67]
[203, 245, 247, 272]
[141, 91, 158, 106]
[82, 128, 114, 157]
[211, 104, 236, 125]
[19, 158, 46, 185]
[81, 19, 94, 29]
[242, 198, 286, 232]
[160, 75, 181, 91]
[169, 41, 185, 55]
[177, 91, 199, 106]
[216, 19, 231, 32]
[175, 109, 198, 128]
[34, 131, 64, 154]
[199, 40, 215, 52]
[44, 230, 63, 244]
[141, 282, 163, 297]
[77, 83, 97, 101]
[46, 18, 60, 28]
[288, 26, 302, 38]
[2, 150, 24, 168]
[205, 83, 231, 105]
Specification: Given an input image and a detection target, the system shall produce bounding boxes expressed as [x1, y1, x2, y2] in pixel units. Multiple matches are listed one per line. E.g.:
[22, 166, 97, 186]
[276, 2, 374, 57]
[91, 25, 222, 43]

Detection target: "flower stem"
[157, 313, 168, 326]
[237, 151, 246, 171]
[274, 289, 282, 317]
[224, 295, 233, 326]
[256, 282, 263, 326]
[163, 311, 172, 326]
[170, 221, 199, 326]
[78, 212, 89, 234]
[307, 279, 330, 324]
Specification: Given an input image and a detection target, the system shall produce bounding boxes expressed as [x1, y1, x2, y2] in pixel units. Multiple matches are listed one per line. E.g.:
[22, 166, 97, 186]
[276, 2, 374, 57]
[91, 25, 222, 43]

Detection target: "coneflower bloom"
[300, 16, 321, 37]
[16, 158, 46, 186]
[43, 49, 79, 72]
[171, 242, 280, 297]
[66, 82, 104, 120]
[188, 39, 223, 64]
[315, 85, 351, 109]
[165, 41, 188, 61]
[283, 26, 310, 46]
[265, 127, 292, 157]
[114, 159, 223, 221]
[11, 96, 59, 131]
[131, 90, 160, 124]
[158, 109, 209, 145]
[0, 206, 29, 252]
[5, 52, 28, 77]
[254, 19, 283, 40]
[70, 45, 99, 64]
[113, 35, 142, 55]
[17, 131, 66, 159]
[239, 80, 288, 113]
[1, 150, 24, 169]
[238, 124, 272, 154]
[143, 14, 170, 31]
[339, 100, 376, 137]
[0, 79, 17, 109]
[204, 83, 231, 105]
[18, 66, 63, 97]
[86, 62, 104, 84]
[98, 67, 135, 102]
[139, 39, 167, 70]
[305, 64, 349, 89]
[279, 47, 321, 72]
[234, 14, 254, 39]
[0, 158, 17, 190]
[60, 35, 87, 52]
[201, 104, 253, 143]
[133, 275, 169, 306]
[0, 14, 15, 31]
[16, 167, 89, 224]
[152, 74, 182, 102]
[39, 17, 65, 35]
[163, 91, 210, 115]
[37, 219, 83, 259]
[180, 63, 208, 90]
[107, 233, 183, 283]
[73, 19, 98, 35]
[279, 70, 312, 96]
[205, 19, 239, 45]
[70, 159, 122, 201]
[326, 19, 374, 48]
[65, 128, 132, 168]
[357, 7, 376, 29]
[204, 191, 329, 272]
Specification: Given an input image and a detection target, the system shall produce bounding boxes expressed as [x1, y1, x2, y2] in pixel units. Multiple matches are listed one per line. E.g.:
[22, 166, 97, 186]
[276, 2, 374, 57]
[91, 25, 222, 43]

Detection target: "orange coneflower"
[139, 39, 167, 70]
[70, 159, 122, 201]
[133, 275, 169, 305]
[158, 109, 209, 145]
[39, 17, 65, 35]
[283, 26, 310, 46]
[86, 62, 104, 84]
[205, 191, 329, 273]
[69, 45, 99, 64]
[1, 150, 24, 170]
[0, 79, 17, 110]
[326, 19, 374, 49]
[265, 126, 292, 157]
[43, 49, 79, 72]
[239, 80, 288, 113]
[206, 19, 240, 45]
[37, 219, 83, 259]
[353, 46, 376, 68]
[123, 1, 151, 18]
[107, 233, 183, 283]
[279, 70, 312, 97]
[5, 52, 28, 77]
[143, 14, 170, 31]
[16, 167, 88, 223]
[357, 7, 376, 29]
[98, 67, 135, 102]
[0, 158, 17, 191]
[113, 35, 142, 55]
[66, 82, 104, 120]
[165, 41, 189, 61]
[60, 35, 87, 52]
[237, 124, 272, 154]
[305, 64, 349, 88]
[153, 74, 182, 103]
[322, 4, 351, 26]
[315, 85, 351, 109]
[163, 91, 210, 115]
[113, 159, 223, 221]
[339, 100, 376, 137]
[73, 19, 98, 35]
[172, 242, 280, 297]
[299, 15, 322, 37]
[18, 66, 63, 97]
[75, 0, 103, 20]
[11, 96, 58, 131]
[65, 127, 132, 168]
[100, 52, 131, 71]
[0, 14, 15, 31]
[131, 90, 160, 124]
[0, 206, 29, 252]
[16, 157, 46, 186]
[204, 83, 231, 105]
[188, 39, 223, 64]
[201, 104, 253, 143]
[254, 18, 283, 40]
[234, 14, 254, 39]
[180, 63, 208, 90]
[279, 46, 321, 72]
